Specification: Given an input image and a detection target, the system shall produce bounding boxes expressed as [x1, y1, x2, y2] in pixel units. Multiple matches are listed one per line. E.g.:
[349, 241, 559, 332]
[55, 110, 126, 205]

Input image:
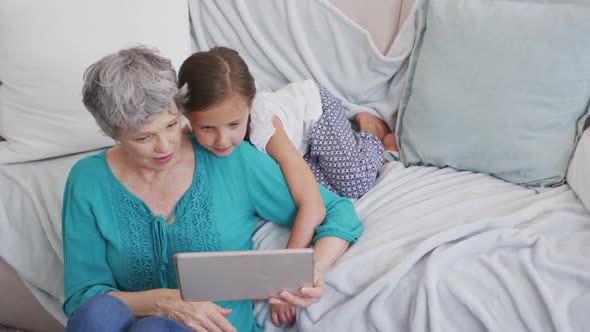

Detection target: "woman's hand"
[154, 295, 237, 332]
[268, 270, 325, 308]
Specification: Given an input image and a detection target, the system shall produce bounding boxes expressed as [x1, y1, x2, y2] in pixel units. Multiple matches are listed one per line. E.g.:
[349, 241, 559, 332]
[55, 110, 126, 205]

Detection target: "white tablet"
[174, 248, 314, 302]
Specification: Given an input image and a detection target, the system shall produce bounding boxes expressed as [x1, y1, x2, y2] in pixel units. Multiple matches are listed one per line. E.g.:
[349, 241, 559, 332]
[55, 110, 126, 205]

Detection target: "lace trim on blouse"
[108, 150, 219, 291]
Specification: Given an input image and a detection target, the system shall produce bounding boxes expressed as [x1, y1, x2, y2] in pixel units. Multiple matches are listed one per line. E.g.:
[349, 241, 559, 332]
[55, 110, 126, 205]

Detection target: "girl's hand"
[268, 270, 324, 308]
[155, 295, 237, 332]
[270, 303, 297, 327]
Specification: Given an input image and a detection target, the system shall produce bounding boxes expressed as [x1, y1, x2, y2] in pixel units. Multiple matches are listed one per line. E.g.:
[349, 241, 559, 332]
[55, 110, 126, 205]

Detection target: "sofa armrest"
[568, 127, 590, 213]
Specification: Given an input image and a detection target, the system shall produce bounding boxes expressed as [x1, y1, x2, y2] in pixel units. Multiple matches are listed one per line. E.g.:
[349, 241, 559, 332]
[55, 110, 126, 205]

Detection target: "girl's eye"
[229, 122, 240, 128]
[200, 127, 213, 132]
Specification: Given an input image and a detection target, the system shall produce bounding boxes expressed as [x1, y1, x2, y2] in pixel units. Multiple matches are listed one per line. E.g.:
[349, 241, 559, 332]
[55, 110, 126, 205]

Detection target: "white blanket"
[188, 0, 417, 130]
[253, 162, 590, 331]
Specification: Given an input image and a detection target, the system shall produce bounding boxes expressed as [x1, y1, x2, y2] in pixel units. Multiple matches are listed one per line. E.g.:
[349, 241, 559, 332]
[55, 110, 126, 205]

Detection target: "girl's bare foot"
[383, 133, 398, 152]
[355, 112, 391, 141]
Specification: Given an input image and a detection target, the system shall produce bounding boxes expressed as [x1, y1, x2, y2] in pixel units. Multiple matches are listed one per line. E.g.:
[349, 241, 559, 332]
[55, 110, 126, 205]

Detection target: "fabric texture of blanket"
[254, 162, 590, 331]
[188, 0, 417, 130]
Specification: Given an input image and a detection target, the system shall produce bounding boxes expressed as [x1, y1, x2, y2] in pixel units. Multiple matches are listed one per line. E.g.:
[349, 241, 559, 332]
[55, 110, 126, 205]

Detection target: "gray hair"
[82, 45, 188, 138]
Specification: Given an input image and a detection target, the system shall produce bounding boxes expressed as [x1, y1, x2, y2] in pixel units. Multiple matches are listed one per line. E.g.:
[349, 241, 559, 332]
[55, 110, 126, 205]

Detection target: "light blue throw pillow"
[397, 0, 590, 187]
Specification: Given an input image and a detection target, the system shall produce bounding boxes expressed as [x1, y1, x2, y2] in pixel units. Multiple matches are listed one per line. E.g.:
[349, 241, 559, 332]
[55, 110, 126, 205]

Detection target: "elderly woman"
[62, 46, 363, 332]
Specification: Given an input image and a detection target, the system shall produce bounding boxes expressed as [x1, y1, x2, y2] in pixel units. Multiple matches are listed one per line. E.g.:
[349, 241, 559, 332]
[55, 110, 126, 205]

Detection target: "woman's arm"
[107, 289, 180, 317]
[265, 116, 326, 249]
[62, 160, 120, 317]
[108, 289, 236, 332]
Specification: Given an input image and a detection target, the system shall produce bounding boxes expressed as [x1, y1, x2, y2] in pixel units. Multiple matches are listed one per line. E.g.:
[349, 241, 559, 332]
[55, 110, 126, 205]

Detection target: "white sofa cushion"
[0, 0, 191, 164]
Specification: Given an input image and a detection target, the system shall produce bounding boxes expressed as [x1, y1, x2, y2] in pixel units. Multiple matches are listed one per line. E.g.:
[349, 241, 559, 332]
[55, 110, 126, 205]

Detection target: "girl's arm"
[241, 137, 363, 253]
[241, 139, 363, 307]
[265, 116, 326, 249]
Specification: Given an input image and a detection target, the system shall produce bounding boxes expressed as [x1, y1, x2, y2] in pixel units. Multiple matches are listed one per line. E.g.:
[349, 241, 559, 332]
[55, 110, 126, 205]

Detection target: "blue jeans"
[65, 294, 191, 332]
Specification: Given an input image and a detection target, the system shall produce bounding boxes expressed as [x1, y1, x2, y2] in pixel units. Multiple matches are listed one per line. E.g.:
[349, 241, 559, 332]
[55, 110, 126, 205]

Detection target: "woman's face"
[117, 102, 183, 170]
[187, 95, 250, 157]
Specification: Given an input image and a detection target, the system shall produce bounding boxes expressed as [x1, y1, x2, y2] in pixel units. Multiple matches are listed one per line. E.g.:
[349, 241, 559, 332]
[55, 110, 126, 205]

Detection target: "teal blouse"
[62, 136, 363, 331]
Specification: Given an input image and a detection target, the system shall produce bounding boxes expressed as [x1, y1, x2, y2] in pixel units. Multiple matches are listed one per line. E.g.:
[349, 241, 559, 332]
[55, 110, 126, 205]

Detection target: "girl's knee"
[66, 294, 134, 332]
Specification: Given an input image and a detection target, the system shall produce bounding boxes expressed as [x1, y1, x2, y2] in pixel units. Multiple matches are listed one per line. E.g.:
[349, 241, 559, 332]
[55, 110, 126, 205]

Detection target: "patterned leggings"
[304, 86, 384, 199]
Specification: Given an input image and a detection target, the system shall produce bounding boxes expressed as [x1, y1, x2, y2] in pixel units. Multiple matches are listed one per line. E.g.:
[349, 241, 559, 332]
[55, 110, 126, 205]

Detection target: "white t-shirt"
[249, 80, 323, 155]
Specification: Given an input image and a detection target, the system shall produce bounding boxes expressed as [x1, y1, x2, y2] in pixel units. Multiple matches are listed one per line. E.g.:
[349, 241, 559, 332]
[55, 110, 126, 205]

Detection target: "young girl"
[178, 46, 394, 327]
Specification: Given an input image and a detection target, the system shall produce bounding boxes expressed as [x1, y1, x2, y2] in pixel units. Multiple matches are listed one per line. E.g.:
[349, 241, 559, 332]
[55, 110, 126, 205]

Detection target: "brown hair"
[178, 47, 256, 113]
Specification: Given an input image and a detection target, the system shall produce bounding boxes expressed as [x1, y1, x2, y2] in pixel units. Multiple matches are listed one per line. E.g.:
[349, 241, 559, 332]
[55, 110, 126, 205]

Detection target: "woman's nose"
[155, 135, 171, 153]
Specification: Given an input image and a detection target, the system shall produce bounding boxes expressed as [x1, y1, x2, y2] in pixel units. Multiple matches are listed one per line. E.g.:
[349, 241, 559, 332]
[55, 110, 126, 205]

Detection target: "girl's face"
[116, 102, 183, 171]
[187, 95, 250, 157]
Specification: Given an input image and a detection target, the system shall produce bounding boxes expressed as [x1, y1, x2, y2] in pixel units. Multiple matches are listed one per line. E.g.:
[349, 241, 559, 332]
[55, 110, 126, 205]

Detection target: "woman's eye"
[135, 136, 149, 142]
[167, 121, 178, 128]
[229, 123, 240, 128]
[200, 127, 213, 132]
